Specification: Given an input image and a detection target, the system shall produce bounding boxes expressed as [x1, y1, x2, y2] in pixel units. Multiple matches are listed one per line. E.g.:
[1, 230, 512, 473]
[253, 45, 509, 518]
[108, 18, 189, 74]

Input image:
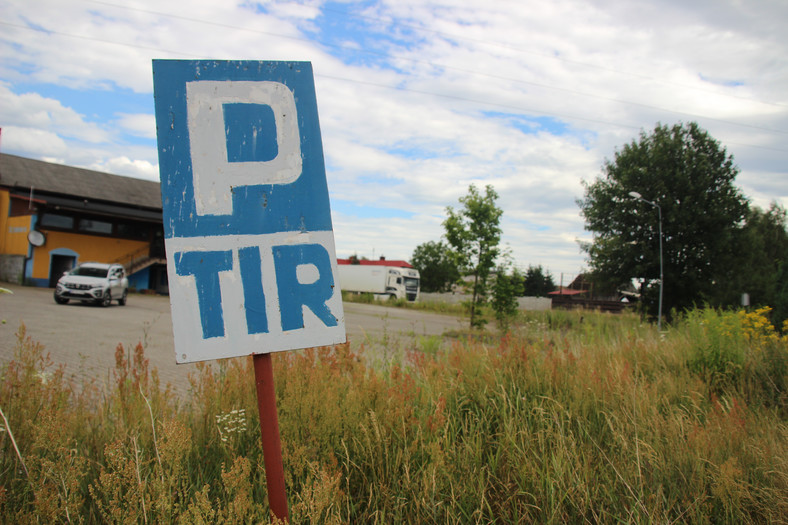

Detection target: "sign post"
[254, 353, 288, 520]
[153, 60, 346, 522]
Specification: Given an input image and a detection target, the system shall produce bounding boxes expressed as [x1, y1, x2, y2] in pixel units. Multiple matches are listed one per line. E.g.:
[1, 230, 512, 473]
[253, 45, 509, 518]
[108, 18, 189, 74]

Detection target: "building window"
[116, 222, 150, 240]
[9, 196, 35, 217]
[78, 218, 114, 234]
[38, 213, 75, 229]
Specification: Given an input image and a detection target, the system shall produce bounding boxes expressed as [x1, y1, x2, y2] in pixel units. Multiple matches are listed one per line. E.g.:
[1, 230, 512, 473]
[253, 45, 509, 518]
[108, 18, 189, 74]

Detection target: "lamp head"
[629, 191, 642, 199]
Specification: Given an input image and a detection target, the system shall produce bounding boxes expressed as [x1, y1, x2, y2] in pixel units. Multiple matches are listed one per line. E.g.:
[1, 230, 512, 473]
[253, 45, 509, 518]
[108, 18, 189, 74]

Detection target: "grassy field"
[1, 306, 787, 523]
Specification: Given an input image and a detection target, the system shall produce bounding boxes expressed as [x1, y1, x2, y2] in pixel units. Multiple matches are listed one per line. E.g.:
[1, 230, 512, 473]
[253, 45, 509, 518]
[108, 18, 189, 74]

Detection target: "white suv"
[54, 262, 129, 306]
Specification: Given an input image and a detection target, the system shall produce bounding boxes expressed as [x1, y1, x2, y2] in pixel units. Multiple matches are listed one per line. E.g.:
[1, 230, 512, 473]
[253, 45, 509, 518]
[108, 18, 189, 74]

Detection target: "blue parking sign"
[153, 60, 346, 363]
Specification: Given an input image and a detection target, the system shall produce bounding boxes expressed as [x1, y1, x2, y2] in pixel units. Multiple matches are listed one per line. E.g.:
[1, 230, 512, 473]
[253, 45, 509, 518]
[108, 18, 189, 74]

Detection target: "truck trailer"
[337, 260, 420, 301]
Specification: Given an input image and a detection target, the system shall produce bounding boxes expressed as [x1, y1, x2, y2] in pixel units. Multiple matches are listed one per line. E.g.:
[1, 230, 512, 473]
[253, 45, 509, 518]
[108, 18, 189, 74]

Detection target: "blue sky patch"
[300, 1, 421, 72]
[484, 112, 571, 136]
[507, 217, 550, 232]
[332, 200, 413, 220]
[356, 175, 402, 187]
[15, 82, 153, 117]
[383, 143, 450, 160]
[699, 74, 744, 88]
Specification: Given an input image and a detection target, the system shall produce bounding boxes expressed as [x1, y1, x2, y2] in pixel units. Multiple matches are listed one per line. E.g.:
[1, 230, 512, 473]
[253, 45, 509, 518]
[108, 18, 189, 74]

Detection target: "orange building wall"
[31, 230, 149, 281]
[4, 216, 33, 255]
[0, 191, 6, 250]
[0, 191, 33, 256]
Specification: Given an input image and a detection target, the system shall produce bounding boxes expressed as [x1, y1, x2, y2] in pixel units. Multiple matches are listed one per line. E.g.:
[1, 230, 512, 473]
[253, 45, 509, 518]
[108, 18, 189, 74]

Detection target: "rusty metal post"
[253, 353, 289, 522]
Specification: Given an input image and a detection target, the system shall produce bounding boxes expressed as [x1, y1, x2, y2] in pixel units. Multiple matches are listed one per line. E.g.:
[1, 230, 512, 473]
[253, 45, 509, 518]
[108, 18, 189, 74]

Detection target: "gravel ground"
[0, 283, 464, 394]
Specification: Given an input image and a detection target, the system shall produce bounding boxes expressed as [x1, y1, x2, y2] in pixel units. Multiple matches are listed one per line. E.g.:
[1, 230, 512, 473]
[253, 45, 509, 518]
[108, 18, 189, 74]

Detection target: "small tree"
[731, 203, 788, 328]
[729, 204, 788, 306]
[774, 261, 788, 332]
[522, 265, 556, 297]
[491, 264, 523, 331]
[444, 184, 503, 329]
[410, 241, 460, 293]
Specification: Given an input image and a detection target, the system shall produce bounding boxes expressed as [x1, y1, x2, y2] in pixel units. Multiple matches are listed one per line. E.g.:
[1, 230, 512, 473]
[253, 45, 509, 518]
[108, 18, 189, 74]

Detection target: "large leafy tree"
[578, 122, 749, 320]
[444, 184, 503, 328]
[410, 240, 460, 293]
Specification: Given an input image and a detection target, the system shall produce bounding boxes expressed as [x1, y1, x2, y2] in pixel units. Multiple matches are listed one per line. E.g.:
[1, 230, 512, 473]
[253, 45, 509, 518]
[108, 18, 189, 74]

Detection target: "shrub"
[684, 307, 788, 409]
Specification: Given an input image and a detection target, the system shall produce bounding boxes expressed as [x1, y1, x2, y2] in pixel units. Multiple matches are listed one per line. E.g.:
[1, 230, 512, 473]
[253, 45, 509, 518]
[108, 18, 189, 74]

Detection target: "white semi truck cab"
[391, 266, 421, 302]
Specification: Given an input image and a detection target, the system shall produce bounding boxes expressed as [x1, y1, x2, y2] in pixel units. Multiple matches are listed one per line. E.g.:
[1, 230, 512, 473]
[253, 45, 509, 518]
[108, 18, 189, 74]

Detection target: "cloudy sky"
[2, 0, 787, 281]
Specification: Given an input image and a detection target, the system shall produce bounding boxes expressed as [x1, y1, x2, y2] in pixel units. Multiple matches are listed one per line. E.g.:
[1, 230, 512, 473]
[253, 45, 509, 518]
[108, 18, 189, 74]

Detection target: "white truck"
[337, 263, 420, 302]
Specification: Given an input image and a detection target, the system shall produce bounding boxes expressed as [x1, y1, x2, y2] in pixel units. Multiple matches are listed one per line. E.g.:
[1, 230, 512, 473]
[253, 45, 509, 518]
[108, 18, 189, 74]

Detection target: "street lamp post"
[629, 191, 663, 332]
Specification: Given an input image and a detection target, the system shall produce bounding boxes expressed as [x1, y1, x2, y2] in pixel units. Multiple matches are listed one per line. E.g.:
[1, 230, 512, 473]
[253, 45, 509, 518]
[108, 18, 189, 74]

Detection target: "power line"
[2, 7, 788, 153]
[312, 1, 788, 110]
[77, 0, 788, 136]
[0, 21, 199, 58]
[316, 72, 641, 131]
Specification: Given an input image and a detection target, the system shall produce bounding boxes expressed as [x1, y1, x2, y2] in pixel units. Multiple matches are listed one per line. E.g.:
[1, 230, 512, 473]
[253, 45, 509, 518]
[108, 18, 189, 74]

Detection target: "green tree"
[774, 261, 788, 332]
[410, 241, 460, 293]
[444, 184, 503, 328]
[522, 265, 556, 297]
[731, 204, 788, 325]
[578, 122, 749, 321]
[491, 264, 523, 331]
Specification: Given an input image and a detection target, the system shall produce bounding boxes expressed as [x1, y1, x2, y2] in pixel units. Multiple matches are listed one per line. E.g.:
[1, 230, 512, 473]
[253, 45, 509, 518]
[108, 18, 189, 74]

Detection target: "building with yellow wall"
[0, 154, 167, 292]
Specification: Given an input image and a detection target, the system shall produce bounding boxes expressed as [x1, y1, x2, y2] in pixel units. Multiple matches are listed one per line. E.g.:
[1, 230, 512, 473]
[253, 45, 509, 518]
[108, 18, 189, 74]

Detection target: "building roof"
[337, 258, 413, 268]
[0, 153, 162, 210]
[548, 287, 587, 296]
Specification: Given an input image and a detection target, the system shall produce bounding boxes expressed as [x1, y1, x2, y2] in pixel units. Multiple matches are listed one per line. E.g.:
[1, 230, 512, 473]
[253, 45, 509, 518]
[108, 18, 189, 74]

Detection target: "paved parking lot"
[0, 283, 464, 394]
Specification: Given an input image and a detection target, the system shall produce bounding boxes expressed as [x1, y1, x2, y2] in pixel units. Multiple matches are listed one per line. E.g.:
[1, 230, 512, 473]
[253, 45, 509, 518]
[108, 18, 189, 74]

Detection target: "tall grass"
[1, 308, 787, 523]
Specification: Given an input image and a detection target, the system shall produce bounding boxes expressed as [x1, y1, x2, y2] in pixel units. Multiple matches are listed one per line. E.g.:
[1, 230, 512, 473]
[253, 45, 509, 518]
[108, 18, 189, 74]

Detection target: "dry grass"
[1, 308, 787, 523]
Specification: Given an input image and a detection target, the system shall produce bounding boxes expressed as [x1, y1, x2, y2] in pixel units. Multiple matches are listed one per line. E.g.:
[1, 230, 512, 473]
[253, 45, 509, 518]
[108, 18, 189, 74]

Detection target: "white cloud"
[1, 126, 69, 157]
[89, 156, 160, 181]
[1, 0, 786, 275]
[115, 113, 156, 139]
[0, 82, 110, 143]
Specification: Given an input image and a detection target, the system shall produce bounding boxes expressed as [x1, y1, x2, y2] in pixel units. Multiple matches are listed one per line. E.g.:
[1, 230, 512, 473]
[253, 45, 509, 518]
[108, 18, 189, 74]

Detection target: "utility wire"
[2, 9, 787, 153]
[314, 1, 788, 110]
[83, 0, 788, 116]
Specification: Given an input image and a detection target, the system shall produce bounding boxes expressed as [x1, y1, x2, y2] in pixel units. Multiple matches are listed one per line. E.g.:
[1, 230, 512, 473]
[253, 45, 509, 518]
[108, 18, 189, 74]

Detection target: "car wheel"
[118, 289, 127, 306]
[54, 294, 69, 305]
[101, 291, 112, 307]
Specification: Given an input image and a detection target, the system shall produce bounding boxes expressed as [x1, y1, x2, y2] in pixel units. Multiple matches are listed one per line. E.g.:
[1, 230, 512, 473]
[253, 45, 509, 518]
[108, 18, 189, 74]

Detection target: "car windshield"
[70, 267, 109, 278]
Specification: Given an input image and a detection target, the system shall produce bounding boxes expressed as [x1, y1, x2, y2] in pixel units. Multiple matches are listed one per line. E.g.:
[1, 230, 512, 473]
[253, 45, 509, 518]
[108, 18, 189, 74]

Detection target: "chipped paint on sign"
[153, 60, 346, 364]
[187, 80, 302, 216]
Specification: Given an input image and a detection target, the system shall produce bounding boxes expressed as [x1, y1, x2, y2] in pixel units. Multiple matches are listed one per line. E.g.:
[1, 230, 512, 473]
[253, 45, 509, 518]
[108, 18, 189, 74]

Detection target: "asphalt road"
[0, 283, 464, 394]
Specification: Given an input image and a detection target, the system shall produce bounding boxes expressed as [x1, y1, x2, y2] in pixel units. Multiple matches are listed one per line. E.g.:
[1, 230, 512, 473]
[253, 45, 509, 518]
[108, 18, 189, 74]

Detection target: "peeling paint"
[153, 60, 346, 364]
